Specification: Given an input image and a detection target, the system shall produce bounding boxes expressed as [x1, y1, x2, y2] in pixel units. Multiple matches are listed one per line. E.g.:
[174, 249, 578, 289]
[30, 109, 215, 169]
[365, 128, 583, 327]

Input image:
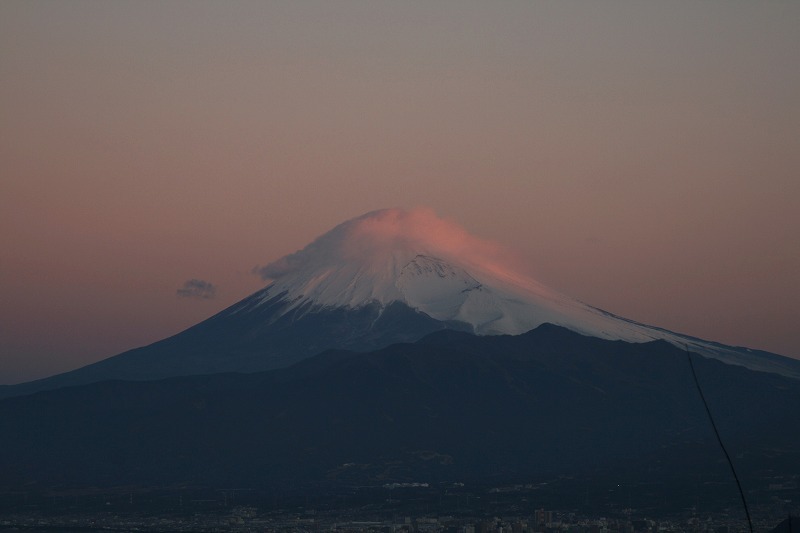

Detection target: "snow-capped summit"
[251, 208, 673, 340]
[253, 207, 605, 336]
[248, 207, 797, 376]
[253, 208, 506, 307]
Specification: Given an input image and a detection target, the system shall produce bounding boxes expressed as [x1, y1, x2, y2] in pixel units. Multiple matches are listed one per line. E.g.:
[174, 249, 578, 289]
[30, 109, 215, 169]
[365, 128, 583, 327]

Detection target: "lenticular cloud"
[255, 207, 513, 283]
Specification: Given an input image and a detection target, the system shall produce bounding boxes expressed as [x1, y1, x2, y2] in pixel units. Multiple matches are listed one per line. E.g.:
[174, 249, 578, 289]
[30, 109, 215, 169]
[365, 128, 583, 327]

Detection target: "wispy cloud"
[253, 207, 519, 283]
[177, 279, 216, 299]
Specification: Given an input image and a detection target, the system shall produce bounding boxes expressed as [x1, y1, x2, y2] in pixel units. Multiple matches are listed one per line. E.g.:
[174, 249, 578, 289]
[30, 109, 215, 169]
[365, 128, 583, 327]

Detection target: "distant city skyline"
[2, 1, 799, 384]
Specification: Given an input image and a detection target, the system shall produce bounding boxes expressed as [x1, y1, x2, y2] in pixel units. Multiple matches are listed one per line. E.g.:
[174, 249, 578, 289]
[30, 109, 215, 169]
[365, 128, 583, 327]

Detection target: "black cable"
[686, 345, 753, 533]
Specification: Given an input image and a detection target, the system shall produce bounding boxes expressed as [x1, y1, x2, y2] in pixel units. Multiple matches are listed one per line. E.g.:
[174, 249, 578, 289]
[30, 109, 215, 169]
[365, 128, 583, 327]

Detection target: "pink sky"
[1, 1, 799, 384]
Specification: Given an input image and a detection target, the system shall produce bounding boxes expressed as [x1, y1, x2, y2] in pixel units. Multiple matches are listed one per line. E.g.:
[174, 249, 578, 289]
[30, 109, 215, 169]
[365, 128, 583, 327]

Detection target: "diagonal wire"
[686, 345, 753, 533]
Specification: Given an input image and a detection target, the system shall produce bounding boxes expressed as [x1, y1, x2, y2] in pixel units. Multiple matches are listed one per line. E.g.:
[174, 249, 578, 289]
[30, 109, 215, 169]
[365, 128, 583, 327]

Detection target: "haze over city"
[2, 1, 799, 385]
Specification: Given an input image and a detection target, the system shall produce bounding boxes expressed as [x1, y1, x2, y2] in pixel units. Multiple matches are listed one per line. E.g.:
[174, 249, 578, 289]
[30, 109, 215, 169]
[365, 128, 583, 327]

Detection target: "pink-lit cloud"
[255, 207, 516, 282]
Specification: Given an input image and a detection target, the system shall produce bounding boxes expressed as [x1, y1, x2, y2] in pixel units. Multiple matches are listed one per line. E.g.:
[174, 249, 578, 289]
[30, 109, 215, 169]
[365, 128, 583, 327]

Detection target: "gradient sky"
[2, 1, 799, 385]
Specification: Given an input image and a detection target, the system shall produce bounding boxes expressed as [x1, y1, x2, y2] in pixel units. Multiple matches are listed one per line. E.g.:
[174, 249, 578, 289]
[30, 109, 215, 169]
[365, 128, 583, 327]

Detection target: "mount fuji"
[3, 208, 800, 511]
[3, 208, 798, 398]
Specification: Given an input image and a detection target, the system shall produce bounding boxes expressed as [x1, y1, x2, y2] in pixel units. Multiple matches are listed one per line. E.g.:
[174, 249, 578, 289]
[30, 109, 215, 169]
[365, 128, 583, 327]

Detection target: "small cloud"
[177, 279, 216, 299]
[253, 254, 305, 281]
[252, 264, 271, 281]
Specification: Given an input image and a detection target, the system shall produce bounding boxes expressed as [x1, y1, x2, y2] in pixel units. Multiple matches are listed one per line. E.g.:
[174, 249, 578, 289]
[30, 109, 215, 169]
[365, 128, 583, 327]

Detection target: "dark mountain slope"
[0, 291, 468, 399]
[1, 325, 798, 506]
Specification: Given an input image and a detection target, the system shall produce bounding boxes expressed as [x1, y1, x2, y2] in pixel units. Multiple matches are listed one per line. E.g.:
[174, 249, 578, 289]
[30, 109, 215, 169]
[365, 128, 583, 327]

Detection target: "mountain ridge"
[3, 207, 799, 398]
[2, 324, 799, 513]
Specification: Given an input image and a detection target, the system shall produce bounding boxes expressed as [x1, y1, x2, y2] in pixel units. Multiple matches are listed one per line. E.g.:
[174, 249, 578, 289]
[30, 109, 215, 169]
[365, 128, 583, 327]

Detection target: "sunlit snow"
[252, 208, 790, 374]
